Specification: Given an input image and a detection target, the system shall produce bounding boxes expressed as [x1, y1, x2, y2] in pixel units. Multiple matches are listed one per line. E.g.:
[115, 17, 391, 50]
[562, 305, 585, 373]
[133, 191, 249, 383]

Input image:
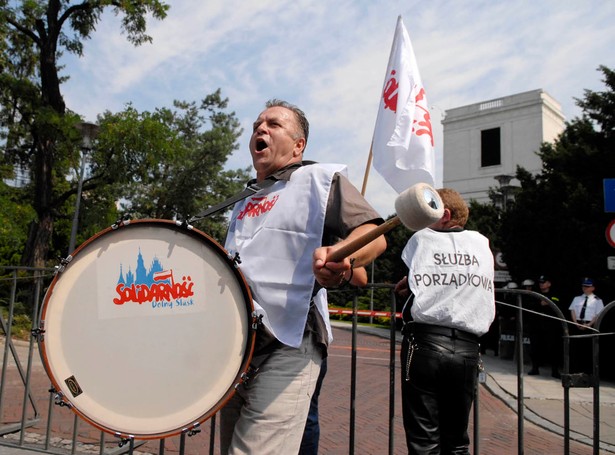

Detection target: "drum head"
[39, 220, 254, 439]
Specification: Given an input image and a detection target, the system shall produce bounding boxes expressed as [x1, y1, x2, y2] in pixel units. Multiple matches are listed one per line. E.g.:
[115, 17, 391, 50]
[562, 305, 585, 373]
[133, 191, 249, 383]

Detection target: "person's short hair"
[265, 99, 309, 146]
[437, 188, 469, 227]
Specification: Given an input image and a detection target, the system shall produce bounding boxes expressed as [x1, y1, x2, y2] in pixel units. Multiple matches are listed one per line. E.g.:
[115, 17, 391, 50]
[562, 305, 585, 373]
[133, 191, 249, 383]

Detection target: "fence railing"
[1, 267, 613, 454]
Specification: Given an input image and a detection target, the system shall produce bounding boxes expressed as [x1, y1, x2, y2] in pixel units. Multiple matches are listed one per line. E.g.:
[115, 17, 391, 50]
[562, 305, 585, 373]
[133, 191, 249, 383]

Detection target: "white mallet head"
[395, 183, 444, 231]
[324, 183, 445, 263]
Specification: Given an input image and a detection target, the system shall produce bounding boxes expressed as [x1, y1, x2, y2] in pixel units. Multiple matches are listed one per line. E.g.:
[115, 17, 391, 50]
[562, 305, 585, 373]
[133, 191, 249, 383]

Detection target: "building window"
[481, 127, 501, 167]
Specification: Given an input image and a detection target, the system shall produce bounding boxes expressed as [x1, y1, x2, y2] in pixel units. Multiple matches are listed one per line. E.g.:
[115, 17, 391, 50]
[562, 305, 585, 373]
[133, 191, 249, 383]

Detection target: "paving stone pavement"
[1, 323, 614, 454]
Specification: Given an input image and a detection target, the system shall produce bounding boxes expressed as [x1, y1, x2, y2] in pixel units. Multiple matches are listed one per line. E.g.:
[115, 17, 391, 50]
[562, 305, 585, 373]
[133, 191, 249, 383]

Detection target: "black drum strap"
[188, 177, 277, 223]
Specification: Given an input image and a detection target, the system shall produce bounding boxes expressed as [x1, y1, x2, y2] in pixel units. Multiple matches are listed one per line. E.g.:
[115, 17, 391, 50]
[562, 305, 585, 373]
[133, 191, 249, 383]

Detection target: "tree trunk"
[21, 212, 54, 268]
[22, 134, 56, 267]
[20, 5, 65, 267]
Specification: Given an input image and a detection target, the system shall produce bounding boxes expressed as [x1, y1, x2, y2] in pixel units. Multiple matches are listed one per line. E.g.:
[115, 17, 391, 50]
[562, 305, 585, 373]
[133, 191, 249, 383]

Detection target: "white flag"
[372, 16, 435, 194]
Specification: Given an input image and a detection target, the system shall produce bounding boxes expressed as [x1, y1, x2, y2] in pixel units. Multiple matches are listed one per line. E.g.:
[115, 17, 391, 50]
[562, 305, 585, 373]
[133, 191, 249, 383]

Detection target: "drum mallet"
[327, 182, 444, 262]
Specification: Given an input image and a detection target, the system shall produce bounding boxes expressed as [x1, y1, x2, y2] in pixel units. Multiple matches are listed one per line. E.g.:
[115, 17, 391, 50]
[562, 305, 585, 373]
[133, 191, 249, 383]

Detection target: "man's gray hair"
[265, 99, 309, 146]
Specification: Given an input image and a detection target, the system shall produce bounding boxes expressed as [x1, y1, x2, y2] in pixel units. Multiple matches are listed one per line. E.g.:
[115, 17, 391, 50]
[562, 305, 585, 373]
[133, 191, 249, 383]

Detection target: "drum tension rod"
[55, 255, 73, 274]
[31, 327, 44, 341]
[111, 216, 131, 230]
[175, 219, 194, 230]
[230, 252, 242, 267]
[252, 312, 263, 330]
[240, 367, 259, 388]
[48, 388, 71, 408]
[116, 435, 135, 448]
[182, 423, 201, 437]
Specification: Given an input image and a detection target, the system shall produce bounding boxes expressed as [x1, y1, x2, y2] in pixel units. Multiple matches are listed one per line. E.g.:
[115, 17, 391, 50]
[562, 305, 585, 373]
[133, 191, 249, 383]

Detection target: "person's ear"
[443, 208, 452, 222]
[293, 137, 306, 157]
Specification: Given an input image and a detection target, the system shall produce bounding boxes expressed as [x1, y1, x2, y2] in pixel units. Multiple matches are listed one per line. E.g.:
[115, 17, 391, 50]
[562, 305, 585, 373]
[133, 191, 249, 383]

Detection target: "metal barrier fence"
[493, 288, 615, 455]
[1, 267, 613, 454]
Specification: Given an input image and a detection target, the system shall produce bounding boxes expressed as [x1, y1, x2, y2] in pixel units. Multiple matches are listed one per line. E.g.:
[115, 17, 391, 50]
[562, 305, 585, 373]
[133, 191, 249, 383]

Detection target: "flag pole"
[361, 141, 374, 196]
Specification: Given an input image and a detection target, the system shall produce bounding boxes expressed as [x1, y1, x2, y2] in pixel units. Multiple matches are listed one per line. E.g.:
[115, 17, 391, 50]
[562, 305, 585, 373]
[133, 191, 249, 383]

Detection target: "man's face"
[582, 285, 594, 295]
[249, 106, 305, 181]
[539, 280, 550, 292]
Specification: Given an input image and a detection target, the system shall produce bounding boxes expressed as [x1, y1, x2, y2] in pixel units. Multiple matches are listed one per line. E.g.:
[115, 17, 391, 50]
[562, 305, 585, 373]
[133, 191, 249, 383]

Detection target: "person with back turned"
[395, 188, 495, 455]
[220, 99, 386, 454]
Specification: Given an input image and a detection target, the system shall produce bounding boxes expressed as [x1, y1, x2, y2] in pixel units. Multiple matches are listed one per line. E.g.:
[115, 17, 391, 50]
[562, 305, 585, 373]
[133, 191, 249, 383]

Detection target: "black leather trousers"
[400, 327, 479, 455]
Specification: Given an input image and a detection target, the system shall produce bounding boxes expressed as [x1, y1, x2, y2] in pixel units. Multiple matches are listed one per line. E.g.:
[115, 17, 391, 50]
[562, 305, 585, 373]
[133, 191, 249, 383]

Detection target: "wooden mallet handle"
[325, 182, 444, 263]
[326, 217, 401, 263]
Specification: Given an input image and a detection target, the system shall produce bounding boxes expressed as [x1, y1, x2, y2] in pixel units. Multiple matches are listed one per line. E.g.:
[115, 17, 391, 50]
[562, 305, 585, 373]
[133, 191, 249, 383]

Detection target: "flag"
[153, 270, 174, 282]
[372, 16, 435, 194]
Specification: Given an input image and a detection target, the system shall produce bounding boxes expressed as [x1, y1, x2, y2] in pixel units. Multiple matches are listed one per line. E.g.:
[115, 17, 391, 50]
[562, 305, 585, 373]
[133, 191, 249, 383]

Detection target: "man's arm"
[346, 266, 368, 287]
[395, 276, 410, 299]
[312, 223, 386, 288]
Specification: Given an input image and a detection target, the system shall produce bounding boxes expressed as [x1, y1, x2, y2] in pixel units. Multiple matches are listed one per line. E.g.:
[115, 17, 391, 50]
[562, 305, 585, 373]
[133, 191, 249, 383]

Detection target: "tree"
[374, 215, 414, 286]
[466, 198, 503, 244]
[1, 0, 169, 267]
[1, 89, 250, 261]
[94, 90, 249, 244]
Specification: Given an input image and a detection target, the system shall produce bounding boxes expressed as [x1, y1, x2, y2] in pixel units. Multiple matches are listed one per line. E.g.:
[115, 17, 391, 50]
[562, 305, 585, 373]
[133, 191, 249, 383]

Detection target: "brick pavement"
[0, 327, 602, 454]
[319, 326, 596, 455]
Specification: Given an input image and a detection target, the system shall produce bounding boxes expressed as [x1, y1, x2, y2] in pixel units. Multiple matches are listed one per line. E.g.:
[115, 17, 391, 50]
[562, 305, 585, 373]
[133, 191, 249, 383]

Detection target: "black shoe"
[527, 369, 540, 375]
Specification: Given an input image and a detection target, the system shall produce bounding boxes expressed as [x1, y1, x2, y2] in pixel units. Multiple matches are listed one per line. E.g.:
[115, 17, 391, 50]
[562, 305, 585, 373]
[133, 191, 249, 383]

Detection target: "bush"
[1, 307, 33, 340]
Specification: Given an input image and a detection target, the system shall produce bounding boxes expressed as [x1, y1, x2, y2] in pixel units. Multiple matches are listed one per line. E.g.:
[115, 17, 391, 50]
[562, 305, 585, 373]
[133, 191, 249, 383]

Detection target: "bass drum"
[39, 219, 254, 439]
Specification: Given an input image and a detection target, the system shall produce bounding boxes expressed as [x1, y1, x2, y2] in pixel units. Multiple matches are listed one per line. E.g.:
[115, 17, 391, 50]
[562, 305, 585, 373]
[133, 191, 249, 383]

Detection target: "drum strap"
[188, 177, 277, 222]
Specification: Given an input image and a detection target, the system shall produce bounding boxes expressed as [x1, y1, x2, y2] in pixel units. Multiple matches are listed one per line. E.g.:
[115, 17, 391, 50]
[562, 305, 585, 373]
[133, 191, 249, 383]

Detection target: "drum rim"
[38, 219, 256, 439]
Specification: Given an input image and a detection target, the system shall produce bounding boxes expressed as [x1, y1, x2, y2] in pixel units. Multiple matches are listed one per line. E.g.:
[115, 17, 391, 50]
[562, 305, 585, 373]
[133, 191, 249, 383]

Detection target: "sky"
[60, 0, 615, 219]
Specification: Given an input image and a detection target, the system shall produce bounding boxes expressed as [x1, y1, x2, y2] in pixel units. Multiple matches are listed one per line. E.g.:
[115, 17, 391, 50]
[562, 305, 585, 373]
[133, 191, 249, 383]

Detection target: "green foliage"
[371, 214, 414, 286]
[96, 91, 249, 245]
[0, 88, 249, 263]
[466, 200, 501, 247]
[0, 182, 36, 265]
[328, 290, 400, 326]
[0, 0, 170, 266]
[6, 313, 32, 340]
[0, 1, 249, 261]
[0, 268, 55, 339]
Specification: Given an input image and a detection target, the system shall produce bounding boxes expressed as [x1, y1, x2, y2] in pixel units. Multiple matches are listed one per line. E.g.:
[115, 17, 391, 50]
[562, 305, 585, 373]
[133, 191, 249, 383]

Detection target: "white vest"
[226, 164, 345, 347]
[401, 229, 495, 336]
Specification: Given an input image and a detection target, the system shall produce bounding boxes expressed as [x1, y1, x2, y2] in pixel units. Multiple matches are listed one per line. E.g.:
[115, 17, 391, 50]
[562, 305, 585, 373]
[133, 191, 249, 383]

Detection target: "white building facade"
[442, 89, 565, 203]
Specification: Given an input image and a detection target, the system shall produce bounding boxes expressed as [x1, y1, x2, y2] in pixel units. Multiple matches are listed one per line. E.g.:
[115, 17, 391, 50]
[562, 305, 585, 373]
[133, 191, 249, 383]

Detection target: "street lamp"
[494, 174, 516, 211]
[69, 122, 100, 254]
[494, 174, 513, 187]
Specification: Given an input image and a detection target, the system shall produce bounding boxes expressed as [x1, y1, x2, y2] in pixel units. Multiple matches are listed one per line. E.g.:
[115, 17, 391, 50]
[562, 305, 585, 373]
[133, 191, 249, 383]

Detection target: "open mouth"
[255, 138, 268, 152]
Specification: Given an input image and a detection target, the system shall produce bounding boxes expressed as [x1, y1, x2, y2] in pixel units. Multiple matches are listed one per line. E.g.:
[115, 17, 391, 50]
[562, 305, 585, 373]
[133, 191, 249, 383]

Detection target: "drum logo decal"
[113, 249, 195, 308]
[65, 375, 83, 398]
